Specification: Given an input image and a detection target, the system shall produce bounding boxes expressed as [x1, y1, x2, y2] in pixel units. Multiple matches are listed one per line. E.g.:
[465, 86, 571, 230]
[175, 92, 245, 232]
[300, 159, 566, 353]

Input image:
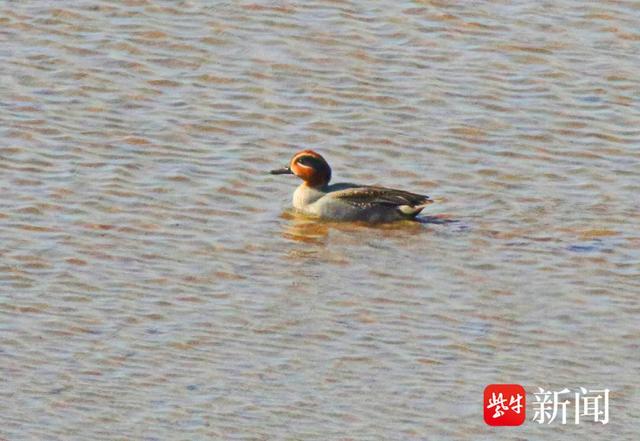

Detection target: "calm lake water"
[1, 1, 639, 440]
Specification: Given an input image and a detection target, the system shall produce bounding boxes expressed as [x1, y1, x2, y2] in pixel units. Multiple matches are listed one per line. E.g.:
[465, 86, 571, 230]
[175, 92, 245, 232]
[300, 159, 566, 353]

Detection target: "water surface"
[1, 1, 639, 439]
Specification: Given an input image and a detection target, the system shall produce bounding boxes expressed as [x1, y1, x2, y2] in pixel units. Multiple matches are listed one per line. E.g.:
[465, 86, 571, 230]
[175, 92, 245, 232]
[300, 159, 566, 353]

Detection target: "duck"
[270, 150, 433, 222]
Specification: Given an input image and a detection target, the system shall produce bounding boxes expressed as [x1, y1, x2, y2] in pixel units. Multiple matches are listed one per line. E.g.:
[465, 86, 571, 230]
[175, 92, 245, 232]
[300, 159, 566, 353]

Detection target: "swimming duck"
[270, 150, 433, 222]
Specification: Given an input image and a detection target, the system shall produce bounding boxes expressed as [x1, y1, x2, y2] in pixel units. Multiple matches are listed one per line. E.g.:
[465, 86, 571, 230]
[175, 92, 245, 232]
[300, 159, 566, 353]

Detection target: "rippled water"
[2, 1, 639, 439]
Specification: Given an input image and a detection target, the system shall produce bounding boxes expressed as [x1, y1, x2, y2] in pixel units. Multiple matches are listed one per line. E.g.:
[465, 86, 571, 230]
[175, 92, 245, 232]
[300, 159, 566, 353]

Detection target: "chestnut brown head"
[270, 150, 332, 187]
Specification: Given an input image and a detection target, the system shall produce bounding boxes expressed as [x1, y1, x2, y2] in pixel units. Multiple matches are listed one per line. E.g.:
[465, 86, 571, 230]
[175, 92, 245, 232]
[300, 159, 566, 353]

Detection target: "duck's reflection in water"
[280, 210, 454, 246]
[280, 211, 330, 245]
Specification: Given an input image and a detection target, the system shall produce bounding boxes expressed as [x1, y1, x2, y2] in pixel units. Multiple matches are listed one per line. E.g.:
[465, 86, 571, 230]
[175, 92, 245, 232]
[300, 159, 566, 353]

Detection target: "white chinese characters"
[576, 387, 609, 425]
[487, 392, 524, 418]
[532, 387, 609, 424]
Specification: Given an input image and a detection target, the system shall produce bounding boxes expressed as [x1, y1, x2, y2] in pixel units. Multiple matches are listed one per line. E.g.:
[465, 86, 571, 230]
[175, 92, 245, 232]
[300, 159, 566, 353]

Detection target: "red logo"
[484, 384, 526, 426]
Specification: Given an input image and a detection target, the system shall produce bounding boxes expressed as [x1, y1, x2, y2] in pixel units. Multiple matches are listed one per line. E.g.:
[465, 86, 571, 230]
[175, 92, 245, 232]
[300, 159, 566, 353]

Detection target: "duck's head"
[270, 150, 332, 187]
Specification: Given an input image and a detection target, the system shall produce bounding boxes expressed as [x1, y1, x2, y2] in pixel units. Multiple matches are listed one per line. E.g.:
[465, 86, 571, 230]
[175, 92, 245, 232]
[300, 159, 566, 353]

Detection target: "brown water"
[1, 1, 639, 440]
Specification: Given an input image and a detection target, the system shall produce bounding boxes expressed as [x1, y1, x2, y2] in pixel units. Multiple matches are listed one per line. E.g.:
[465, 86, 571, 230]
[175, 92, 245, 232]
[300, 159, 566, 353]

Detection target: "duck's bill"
[270, 166, 293, 175]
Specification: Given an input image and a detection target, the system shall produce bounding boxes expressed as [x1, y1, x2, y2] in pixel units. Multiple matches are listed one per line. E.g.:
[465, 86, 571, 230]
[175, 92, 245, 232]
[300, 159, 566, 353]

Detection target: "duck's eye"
[297, 156, 313, 166]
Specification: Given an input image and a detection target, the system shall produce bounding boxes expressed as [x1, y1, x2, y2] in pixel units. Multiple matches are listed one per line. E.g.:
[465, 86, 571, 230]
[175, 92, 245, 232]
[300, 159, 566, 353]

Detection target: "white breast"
[293, 184, 326, 212]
